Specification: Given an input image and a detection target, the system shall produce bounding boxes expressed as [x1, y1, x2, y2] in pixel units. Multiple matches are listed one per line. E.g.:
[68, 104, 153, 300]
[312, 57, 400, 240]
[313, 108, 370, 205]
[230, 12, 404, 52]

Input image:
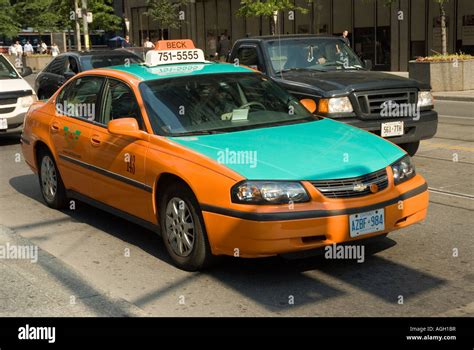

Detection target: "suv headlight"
[18, 95, 37, 108]
[391, 156, 416, 185]
[231, 181, 310, 204]
[417, 91, 433, 108]
[319, 97, 353, 114]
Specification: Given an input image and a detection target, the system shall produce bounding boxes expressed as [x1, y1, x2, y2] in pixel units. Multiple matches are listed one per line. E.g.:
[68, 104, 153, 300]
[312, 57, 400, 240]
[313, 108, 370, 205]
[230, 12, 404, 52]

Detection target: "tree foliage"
[146, 0, 189, 39]
[0, 0, 20, 37]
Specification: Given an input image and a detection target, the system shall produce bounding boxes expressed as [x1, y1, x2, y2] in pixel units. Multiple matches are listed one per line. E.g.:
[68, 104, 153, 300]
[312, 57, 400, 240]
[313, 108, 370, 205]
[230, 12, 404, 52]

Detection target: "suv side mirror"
[363, 59, 373, 70]
[108, 118, 145, 139]
[20, 67, 33, 77]
[64, 71, 76, 80]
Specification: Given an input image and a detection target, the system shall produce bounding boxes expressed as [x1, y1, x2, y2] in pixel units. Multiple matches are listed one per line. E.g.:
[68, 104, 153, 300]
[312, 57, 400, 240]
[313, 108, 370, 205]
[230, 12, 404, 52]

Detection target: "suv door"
[88, 77, 153, 222]
[51, 75, 105, 199]
[38, 55, 68, 99]
[234, 45, 266, 73]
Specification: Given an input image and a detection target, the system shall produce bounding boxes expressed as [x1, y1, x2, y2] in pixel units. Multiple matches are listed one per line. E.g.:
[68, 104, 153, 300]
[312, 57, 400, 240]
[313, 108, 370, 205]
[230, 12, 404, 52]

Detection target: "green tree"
[237, 0, 309, 35]
[13, 0, 60, 34]
[0, 0, 20, 38]
[55, 0, 121, 32]
[146, 0, 189, 40]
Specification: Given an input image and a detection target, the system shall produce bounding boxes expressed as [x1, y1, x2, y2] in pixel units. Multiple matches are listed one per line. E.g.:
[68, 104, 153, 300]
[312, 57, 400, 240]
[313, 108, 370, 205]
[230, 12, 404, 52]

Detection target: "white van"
[0, 54, 37, 135]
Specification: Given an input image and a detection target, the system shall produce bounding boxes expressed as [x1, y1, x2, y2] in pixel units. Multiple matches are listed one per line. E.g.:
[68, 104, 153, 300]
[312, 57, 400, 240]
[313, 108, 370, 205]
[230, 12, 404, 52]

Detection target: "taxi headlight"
[231, 181, 310, 204]
[417, 91, 433, 108]
[18, 95, 37, 108]
[391, 156, 416, 185]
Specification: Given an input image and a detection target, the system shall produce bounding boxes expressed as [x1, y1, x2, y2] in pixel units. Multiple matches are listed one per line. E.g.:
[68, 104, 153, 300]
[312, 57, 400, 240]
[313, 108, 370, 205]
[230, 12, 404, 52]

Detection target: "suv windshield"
[80, 54, 142, 70]
[0, 55, 19, 79]
[266, 38, 364, 74]
[139, 72, 315, 136]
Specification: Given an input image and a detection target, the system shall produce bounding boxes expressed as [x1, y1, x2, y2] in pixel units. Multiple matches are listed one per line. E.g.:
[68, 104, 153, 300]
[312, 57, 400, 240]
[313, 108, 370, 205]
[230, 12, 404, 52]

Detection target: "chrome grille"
[353, 89, 417, 118]
[310, 168, 388, 198]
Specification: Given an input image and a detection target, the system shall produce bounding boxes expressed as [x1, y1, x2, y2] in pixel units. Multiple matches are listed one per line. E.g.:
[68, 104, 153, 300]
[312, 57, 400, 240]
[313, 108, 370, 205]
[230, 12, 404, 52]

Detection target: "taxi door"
[88, 78, 153, 222]
[50, 75, 106, 199]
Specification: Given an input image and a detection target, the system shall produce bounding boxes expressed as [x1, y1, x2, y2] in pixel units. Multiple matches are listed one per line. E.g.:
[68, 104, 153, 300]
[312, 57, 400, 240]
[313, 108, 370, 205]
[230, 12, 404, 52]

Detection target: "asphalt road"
[0, 79, 472, 316]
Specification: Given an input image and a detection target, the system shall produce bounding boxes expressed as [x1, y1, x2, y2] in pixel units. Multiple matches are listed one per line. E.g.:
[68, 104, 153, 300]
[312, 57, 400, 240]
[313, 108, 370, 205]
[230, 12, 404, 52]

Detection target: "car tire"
[38, 150, 68, 209]
[400, 141, 420, 156]
[158, 183, 215, 271]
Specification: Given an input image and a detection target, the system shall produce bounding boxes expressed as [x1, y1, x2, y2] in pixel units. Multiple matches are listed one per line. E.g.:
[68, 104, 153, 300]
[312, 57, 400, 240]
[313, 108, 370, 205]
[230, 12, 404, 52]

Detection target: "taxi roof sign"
[156, 39, 195, 51]
[145, 39, 206, 67]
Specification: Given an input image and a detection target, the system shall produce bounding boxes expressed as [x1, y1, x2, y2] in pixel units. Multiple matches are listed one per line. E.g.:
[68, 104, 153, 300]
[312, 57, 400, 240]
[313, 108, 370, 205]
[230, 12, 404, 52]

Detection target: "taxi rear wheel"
[38, 150, 68, 209]
[159, 183, 214, 271]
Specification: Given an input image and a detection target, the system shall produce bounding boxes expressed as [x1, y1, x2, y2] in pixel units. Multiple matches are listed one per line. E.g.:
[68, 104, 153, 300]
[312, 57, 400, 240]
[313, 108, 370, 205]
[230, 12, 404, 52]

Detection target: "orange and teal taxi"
[21, 40, 429, 271]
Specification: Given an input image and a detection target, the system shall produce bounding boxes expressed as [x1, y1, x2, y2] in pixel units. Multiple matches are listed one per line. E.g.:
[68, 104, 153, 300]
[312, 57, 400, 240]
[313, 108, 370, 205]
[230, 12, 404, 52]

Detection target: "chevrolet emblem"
[353, 183, 368, 192]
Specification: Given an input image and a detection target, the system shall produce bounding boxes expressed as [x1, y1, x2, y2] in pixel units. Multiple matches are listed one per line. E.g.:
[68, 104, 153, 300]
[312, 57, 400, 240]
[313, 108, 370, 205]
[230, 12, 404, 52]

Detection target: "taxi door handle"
[90, 135, 101, 146]
[51, 122, 60, 133]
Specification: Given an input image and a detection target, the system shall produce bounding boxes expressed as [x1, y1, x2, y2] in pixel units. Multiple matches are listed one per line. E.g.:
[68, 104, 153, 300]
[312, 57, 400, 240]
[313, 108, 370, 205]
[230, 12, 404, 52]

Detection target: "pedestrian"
[216, 35, 231, 62]
[122, 35, 132, 48]
[341, 30, 350, 47]
[8, 43, 15, 56]
[206, 33, 216, 60]
[39, 41, 47, 54]
[143, 37, 155, 49]
[23, 40, 34, 56]
[51, 43, 60, 57]
[13, 41, 23, 58]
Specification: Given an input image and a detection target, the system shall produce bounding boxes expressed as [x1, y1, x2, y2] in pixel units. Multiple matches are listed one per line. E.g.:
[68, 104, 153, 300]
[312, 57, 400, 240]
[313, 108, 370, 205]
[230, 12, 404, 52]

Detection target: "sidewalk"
[432, 90, 474, 102]
[0, 224, 148, 316]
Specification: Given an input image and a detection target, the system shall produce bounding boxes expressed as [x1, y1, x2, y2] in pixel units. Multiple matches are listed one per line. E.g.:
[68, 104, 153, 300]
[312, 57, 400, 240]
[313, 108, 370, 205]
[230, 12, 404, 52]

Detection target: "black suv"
[35, 50, 143, 99]
[229, 35, 438, 156]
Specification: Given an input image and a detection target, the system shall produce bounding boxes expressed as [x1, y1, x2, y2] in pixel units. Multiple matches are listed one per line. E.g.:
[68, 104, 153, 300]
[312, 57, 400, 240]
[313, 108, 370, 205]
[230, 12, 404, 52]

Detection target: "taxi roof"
[107, 62, 255, 82]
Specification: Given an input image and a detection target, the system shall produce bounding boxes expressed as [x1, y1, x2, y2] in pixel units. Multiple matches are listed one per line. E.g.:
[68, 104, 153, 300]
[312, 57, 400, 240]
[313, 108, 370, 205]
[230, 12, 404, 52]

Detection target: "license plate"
[381, 121, 404, 137]
[0, 118, 7, 130]
[349, 209, 385, 238]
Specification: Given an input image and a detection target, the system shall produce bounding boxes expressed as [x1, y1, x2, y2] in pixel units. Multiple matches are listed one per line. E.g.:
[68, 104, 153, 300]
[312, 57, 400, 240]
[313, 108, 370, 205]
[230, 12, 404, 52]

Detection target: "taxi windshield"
[266, 38, 364, 74]
[139, 72, 316, 136]
[0, 55, 19, 79]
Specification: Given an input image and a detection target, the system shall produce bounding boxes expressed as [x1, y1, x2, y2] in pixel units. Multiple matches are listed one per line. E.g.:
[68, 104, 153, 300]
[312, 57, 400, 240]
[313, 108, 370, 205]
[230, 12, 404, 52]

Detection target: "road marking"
[439, 115, 474, 120]
[422, 142, 474, 152]
[415, 154, 474, 165]
[428, 187, 474, 200]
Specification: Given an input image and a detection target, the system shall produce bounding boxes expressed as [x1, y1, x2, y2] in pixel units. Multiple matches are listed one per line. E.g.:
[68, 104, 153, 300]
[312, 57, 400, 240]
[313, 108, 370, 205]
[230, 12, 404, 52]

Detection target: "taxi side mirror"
[300, 98, 317, 113]
[108, 118, 144, 139]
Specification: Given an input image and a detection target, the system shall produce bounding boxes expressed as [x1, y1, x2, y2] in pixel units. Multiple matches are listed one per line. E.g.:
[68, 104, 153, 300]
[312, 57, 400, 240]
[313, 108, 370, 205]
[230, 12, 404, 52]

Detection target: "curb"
[433, 95, 474, 103]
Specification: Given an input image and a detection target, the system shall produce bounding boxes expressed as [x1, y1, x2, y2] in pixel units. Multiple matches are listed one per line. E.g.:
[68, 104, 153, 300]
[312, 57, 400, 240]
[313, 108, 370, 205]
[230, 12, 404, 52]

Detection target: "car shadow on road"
[9, 174, 446, 313]
[0, 134, 21, 146]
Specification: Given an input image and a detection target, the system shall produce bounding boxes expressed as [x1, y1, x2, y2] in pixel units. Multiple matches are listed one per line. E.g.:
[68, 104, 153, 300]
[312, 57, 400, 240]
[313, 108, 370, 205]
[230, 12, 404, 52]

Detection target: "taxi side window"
[57, 76, 104, 120]
[237, 47, 264, 72]
[101, 79, 143, 129]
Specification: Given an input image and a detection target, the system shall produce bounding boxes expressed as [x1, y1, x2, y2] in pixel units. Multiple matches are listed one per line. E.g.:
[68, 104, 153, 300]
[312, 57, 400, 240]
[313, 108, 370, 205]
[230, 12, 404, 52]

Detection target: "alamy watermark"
[56, 100, 96, 120]
[217, 148, 258, 168]
[324, 243, 365, 263]
[380, 101, 420, 121]
[0, 242, 38, 263]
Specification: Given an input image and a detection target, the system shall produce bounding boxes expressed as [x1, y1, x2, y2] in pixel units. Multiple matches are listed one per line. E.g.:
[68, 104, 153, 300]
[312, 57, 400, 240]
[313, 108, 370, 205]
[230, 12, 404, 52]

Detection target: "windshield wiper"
[172, 130, 224, 137]
[275, 67, 325, 75]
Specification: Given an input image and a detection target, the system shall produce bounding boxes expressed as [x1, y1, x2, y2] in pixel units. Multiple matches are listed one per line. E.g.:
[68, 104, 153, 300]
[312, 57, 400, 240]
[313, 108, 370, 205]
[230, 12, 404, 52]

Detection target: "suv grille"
[310, 168, 388, 198]
[353, 89, 417, 118]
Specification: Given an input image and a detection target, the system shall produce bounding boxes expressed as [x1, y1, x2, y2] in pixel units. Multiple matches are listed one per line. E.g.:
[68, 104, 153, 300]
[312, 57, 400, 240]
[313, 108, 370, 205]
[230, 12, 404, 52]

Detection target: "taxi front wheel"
[159, 184, 215, 271]
[38, 150, 68, 209]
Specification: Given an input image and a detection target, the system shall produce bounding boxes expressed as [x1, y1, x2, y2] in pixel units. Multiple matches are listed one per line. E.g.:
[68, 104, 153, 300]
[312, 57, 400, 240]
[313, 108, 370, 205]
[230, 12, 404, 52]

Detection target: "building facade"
[119, 0, 474, 71]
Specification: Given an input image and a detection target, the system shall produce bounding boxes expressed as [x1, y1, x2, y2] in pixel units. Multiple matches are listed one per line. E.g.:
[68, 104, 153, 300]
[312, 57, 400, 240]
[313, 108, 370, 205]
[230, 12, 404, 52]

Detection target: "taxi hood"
[169, 119, 406, 180]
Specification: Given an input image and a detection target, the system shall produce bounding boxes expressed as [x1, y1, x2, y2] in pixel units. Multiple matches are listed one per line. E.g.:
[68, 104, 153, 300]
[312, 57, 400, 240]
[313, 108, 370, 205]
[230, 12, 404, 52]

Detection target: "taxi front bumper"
[201, 174, 429, 257]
